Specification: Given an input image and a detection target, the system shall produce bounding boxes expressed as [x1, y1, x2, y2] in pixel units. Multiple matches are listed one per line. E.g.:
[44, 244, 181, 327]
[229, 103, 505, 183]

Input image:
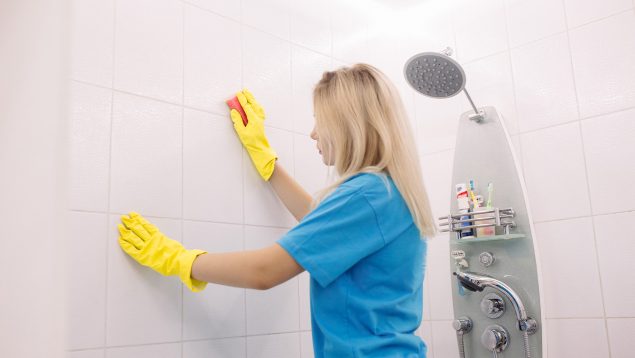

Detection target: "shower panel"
[404, 49, 546, 358]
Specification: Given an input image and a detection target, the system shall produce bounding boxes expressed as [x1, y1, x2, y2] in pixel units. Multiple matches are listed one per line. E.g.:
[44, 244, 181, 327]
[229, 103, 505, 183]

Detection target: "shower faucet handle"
[519, 317, 539, 335]
[453, 316, 473, 333]
[481, 325, 509, 353]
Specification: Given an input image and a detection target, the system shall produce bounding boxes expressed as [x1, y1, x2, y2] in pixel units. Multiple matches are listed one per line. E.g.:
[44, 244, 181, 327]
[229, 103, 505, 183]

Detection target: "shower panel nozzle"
[404, 47, 485, 122]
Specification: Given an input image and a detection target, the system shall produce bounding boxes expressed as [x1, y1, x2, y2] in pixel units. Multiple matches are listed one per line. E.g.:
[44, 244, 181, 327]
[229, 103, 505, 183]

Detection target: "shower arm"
[462, 88, 480, 115]
[439, 46, 482, 119]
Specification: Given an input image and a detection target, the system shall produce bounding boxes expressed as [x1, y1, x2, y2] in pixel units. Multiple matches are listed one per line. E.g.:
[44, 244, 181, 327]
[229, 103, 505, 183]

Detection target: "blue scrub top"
[277, 172, 428, 357]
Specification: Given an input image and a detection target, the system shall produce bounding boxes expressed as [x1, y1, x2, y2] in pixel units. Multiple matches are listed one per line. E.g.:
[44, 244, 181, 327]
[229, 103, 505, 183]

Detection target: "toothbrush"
[468, 180, 479, 208]
[486, 182, 494, 208]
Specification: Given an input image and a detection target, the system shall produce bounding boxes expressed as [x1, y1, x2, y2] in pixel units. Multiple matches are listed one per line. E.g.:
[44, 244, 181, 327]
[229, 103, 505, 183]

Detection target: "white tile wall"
[300, 331, 314, 358]
[244, 226, 299, 335]
[70, 0, 114, 87]
[183, 109, 243, 223]
[67, 212, 108, 350]
[109, 92, 183, 218]
[183, 337, 246, 358]
[521, 122, 591, 222]
[594, 212, 635, 317]
[293, 134, 328, 196]
[563, 0, 633, 28]
[511, 33, 579, 133]
[546, 319, 609, 358]
[462, 52, 519, 134]
[106, 343, 181, 358]
[183, 5, 241, 114]
[414, 94, 463, 155]
[534, 217, 604, 318]
[182, 221, 245, 340]
[420, 150, 454, 221]
[453, 0, 508, 62]
[242, 27, 292, 131]
[505, 0, 567, 48]
[291, 45, 332, 136]
[415, 321, 433, 358]
[68, 0, 635, 356]
[246, 333, 301, 358]
[429, 320, 459, 358]
[70, 82, 112, 212]
[607, 318, 635, 358]
[183, 0, 240, 21]
[106, 216, 183, 346]
[568, 10, 635, 119]
[242, 0, 290, 40]
[68, 350, 104, 358]
[581, 108, 635, 215]
[289, 0, 331, 55]
[332, 1, 369, 64]
[114, 0, 183, 104]
[298, 271, 312, 331]
[425, 235, 454, 320]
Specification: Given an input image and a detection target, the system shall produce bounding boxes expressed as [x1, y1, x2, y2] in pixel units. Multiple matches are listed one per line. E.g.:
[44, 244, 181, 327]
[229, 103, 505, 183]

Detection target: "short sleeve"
[276, 188, 385, 288]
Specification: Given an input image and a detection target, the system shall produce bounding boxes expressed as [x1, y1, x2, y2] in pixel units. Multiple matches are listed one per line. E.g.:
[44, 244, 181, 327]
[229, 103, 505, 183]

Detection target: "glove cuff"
[179, 249, 208, 292]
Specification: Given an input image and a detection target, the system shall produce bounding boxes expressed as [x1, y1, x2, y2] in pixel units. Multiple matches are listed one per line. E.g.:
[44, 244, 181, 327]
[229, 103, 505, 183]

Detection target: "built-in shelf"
[452, 233, 525, 243]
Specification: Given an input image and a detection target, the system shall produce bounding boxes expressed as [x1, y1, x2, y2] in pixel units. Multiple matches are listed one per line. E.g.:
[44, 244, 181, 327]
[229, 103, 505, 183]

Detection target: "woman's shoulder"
[341, 172, 394, 196]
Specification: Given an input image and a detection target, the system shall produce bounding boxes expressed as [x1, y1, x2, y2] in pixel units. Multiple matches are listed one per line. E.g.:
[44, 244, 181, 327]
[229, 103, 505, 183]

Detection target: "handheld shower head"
[453, 271, 537, 334]
[404, 47, 484, 122]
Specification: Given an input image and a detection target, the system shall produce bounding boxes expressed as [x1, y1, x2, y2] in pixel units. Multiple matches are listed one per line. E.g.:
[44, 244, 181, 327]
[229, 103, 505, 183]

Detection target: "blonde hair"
[312, 63, 436, 238]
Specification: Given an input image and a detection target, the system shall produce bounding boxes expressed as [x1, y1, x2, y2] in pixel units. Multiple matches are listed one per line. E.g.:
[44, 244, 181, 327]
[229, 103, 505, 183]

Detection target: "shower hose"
[456, 330, 466, 358]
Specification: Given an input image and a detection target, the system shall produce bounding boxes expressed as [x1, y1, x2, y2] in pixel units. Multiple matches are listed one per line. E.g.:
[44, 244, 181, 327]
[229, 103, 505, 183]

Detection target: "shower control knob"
[481, 293, 505, 319]
[479, 252, 495, 267]
[452, 316, 473, 333]
[481, 325, 509, 353]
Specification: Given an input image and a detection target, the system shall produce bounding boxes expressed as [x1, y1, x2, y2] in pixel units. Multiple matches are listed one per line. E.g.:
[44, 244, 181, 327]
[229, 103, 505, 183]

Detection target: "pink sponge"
[226, 96, 248, 126]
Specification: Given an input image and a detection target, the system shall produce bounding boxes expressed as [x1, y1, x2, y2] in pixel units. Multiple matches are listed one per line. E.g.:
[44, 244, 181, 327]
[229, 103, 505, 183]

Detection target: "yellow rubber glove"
[118, 212, 208, 292]
[229, 89, 277, 181]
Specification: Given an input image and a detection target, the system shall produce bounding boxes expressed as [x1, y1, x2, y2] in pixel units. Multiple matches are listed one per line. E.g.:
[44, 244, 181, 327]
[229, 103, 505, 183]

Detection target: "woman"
[118, 64, 436, 357]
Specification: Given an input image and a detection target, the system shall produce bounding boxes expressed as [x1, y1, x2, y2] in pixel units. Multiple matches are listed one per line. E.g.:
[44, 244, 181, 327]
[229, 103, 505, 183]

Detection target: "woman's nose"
[310, 128, 318, 140]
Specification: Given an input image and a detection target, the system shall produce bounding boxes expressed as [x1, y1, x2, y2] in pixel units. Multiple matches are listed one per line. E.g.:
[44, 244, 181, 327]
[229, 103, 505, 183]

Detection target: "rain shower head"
[403, 51, 466, 99]
[404, 47, 485, 122]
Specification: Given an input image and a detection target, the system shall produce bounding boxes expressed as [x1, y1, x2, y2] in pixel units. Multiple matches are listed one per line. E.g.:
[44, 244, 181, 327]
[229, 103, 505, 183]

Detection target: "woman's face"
[310, 123, 334, 166]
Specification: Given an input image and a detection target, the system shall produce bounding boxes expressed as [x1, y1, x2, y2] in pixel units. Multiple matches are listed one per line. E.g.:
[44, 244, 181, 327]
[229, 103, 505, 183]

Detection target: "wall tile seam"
[181, 2, 186, 357]
[180, 0, 241, 24]
[101, 0, 119, 353]
[564, 6, 635, 31]
[67, 329, 315, 353]
[559, 1, 612, 355]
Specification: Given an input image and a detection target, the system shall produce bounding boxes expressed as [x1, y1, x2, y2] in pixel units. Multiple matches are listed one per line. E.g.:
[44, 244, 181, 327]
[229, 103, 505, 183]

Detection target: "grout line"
[514, 103, 635, 136]
[180, 2, 186, 357]
[69, 209, 296, 230]
[565, 7, 635, 31]
[579, 105, 635, 121]
[102, 0, 118, 354]
[71, 78, 310, 136]
[560, 1, 612, 356]
[419, 147, 455, 157]
[239, 3, 249, 355]
[68, 329, 317, 353]
[180, 0, 240, 23]
[502, 0, 521, 138]
[465, 7, 635, 61]
[290, 9, 304, 350]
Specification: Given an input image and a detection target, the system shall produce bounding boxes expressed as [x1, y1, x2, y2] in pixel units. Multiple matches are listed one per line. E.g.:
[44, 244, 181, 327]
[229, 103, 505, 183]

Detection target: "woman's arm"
[269, 163, 313, 222]
[191, 243, 304, 290]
